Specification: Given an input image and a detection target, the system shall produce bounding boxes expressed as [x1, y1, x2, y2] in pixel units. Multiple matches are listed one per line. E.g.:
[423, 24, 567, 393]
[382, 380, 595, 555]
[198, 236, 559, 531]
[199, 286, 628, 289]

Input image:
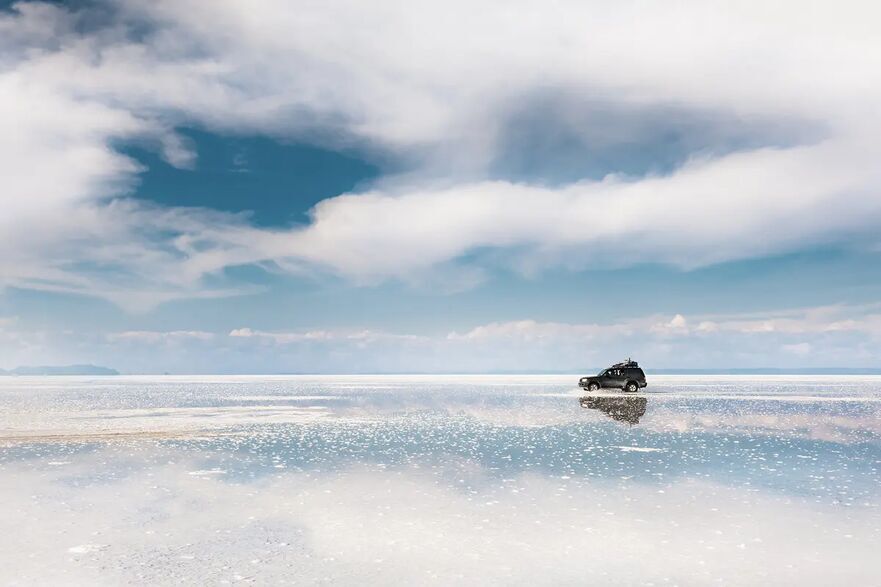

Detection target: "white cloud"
[1, 1, 881, 306]
[227, 327, 428, 350]
[695, 303, 881, 336]
[651, 314, 689, 336]
[228, 327, 332, 343]
[269, 139, 881, 279]
[447, 319, 631, 343]
[109, 330, 215, 343]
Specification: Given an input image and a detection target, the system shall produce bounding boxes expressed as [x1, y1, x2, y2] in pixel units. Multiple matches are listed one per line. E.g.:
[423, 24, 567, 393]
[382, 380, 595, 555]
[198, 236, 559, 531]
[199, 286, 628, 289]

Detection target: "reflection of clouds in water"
[0, 454, 878, 585]
[2, 416, 878, 508]
[1, 377, 879, 583]
[640, 411, 881, 443]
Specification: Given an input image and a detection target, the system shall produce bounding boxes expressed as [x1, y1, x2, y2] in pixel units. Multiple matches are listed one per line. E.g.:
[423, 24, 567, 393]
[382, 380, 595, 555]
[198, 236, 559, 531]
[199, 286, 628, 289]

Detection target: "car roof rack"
[611, 358, 639, 368]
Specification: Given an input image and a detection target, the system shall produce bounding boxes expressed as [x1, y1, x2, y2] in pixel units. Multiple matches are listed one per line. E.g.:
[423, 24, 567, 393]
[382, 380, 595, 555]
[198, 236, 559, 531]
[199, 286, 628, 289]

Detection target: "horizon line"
[5, 367, 881, 376]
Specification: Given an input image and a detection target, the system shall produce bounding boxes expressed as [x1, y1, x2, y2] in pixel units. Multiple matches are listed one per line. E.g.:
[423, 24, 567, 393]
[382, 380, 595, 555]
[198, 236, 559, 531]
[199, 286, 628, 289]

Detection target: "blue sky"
[2, 0, 881, 372]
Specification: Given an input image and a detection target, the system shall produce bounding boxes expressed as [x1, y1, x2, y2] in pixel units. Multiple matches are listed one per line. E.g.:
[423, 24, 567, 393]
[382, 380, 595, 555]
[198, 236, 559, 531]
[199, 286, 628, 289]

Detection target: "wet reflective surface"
[1, 375, 879, 585]
[580, 395, 648, 424]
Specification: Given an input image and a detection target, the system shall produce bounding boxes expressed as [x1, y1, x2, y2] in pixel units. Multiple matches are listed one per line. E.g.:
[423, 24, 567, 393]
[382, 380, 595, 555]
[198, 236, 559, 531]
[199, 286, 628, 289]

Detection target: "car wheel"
[625, 381, 638, 393]
[588, 382, 599, 391]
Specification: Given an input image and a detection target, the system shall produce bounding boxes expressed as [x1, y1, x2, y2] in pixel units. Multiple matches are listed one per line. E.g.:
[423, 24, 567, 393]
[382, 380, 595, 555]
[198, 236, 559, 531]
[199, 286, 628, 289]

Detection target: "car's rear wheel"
[624, 381, 639, 393]
[588, 382, 600, 391]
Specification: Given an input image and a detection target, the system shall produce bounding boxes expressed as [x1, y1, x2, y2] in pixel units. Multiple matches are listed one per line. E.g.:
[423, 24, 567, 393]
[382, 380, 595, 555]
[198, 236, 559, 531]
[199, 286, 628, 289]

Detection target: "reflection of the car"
[579, 395, 647, 425]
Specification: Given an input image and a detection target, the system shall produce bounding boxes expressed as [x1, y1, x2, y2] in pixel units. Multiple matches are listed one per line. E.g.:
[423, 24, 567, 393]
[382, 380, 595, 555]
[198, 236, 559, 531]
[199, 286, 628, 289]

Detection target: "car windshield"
[597, 368, 607, 376]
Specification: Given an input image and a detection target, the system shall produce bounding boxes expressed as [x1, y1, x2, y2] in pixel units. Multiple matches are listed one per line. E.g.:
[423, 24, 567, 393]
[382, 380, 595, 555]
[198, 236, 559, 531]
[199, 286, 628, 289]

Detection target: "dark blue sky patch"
[122, 129, 380, 227]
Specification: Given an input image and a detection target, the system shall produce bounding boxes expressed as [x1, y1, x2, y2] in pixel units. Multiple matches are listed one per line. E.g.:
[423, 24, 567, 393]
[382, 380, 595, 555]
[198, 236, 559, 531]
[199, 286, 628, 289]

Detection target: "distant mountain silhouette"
[0, 364, 119, 376]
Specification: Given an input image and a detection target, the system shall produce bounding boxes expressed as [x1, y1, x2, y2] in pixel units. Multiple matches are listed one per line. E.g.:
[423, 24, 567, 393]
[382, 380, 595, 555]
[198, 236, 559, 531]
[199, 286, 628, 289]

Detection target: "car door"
[603, 369, 624, 388]
[626, 368, 644, 386]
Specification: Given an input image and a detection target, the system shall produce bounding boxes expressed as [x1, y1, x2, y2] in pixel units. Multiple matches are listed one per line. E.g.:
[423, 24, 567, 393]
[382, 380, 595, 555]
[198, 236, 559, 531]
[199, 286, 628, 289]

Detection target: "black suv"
[579, 359, 647, 392]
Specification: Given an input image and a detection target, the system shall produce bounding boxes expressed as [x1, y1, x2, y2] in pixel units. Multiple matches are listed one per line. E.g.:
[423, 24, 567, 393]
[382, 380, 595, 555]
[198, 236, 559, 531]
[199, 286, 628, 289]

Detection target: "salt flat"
[1, 375, 879, 585]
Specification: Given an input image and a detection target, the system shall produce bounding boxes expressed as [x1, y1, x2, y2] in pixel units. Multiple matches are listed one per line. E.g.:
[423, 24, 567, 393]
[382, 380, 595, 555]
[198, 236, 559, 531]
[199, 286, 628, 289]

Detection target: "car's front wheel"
[624, 381, 639, 393]
[588, 382, 600, 391]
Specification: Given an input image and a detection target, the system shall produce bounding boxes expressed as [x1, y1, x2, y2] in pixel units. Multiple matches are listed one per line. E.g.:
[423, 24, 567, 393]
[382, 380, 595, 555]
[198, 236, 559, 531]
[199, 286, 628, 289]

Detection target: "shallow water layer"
[1, 375, 879, 585]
